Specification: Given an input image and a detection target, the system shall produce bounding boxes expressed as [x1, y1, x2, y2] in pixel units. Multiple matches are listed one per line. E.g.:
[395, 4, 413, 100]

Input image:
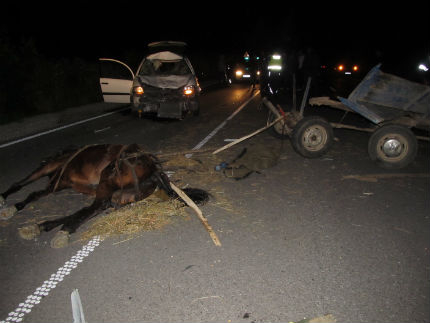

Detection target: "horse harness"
[115, 145, 145, 198]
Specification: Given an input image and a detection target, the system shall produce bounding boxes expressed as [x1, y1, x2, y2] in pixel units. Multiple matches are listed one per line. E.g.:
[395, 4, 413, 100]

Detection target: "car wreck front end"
[131, 51, 200, 119]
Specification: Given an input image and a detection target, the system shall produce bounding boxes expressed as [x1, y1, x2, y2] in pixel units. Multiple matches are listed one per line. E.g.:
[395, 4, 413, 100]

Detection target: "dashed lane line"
[0, 236, 102, 323]
[191, 90, 260, 151]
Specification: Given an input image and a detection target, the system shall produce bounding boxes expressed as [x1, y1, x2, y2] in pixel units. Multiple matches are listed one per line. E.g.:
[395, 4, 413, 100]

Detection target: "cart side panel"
[348, 65, 430, 115]
[338, 97, 385, 124]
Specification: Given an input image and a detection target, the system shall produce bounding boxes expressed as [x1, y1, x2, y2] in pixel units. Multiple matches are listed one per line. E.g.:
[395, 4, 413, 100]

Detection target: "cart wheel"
[267, 111, 289, 138]
[291, 116, 334, 158]
[368, 125, 417, 169]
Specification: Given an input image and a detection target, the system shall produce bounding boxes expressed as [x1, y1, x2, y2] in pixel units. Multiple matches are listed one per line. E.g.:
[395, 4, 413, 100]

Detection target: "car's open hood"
[138, 74, 195, 89]
[146, 51, 183, 61]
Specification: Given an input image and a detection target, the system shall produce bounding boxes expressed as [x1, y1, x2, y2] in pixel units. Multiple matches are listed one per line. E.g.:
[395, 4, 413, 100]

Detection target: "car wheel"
[368, 125, 417, 169]
[291, 116, 334, 158]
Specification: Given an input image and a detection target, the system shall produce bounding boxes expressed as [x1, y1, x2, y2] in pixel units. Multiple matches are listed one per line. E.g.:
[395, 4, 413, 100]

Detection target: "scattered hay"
[162, 154, 202, 168]
[80, 194, 186, 242]
[164, 153, 225, 188]
[80, 150, 237, 243]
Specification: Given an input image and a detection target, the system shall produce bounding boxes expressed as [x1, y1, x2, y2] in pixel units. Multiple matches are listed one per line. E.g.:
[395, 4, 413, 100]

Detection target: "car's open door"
[99, 58, 134, 103]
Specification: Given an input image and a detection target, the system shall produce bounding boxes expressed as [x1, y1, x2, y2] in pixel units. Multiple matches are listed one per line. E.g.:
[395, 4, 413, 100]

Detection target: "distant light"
[418, 64, 429, 72]
[268, 65, 282, 71]
[236, 70, 243, 76]
[338, 64, 344, 71]
[353, 65, 359, 71]
[272, 54, 281, 60]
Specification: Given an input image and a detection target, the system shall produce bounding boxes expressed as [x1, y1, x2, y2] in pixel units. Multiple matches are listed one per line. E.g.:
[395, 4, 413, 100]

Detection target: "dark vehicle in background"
[99, 41, 200, 119]
[227, 53, 261, 84]
[231, 61, 260, 83]
[320, 53, 370, 98]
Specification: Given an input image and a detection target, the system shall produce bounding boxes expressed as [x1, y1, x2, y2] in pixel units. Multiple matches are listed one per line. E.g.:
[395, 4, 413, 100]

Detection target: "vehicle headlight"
[353, 65, 359, 71]
[418, 64, 429, 72]
[267, 65, 282, 71]
[183, 85, 195, 96]
[235, 70, 243, 76]
[133, 86, 144, 95]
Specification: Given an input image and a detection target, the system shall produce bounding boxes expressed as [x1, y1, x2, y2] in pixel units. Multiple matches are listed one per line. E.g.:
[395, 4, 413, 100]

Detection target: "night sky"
[2, 3, 429, 63]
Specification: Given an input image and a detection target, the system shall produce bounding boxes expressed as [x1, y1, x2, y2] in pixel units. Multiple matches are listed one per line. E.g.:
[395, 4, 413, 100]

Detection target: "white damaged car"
[99, 41, 200, 119]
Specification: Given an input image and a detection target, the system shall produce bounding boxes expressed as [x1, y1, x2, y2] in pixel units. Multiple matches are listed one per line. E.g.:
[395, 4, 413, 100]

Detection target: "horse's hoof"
[0, 205, 17, 221]
[18, 224, 41, 240]
[51, 230, 70, 248]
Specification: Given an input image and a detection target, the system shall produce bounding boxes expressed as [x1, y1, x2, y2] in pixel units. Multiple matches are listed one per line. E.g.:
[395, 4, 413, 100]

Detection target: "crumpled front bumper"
[131, 86, 192, 118]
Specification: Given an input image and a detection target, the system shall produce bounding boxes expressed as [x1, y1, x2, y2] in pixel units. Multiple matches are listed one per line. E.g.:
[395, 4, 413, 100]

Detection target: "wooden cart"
[263, 64, 430, 169]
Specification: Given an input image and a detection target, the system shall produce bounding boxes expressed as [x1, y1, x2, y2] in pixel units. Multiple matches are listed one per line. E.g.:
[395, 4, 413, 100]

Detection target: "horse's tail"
[154, 171, 209, 205]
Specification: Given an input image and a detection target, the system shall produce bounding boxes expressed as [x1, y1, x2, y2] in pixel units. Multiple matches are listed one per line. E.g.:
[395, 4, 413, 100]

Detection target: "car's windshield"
[138, 59, 191, 76]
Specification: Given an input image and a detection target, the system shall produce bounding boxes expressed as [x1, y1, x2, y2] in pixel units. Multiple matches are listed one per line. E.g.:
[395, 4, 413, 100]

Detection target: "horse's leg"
[19, 199, 110, 246]
[47, 199, 110, 248]
[0, 160, 65, 220]
[1, 160, 64, 201]
[1, 187, 58, 221]
[48, 167, 115, 248]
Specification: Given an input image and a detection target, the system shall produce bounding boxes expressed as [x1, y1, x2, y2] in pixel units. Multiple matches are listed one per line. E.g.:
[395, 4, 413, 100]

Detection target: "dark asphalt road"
[0, 84, 429, 323]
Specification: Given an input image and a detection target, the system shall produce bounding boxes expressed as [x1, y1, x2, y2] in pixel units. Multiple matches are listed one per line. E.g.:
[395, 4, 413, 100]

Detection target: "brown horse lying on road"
[0, 144, 208, 248]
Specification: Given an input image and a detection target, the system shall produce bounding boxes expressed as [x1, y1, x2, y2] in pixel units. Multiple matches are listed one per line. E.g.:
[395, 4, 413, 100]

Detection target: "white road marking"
[0, 108, 129, 149]
[190, 90, 260, 152]
[0, 236, 101, 323]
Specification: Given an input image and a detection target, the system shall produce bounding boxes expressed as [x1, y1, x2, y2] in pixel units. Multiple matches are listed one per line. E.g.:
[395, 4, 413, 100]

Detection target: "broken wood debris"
[170, 182, 221, 247]
[213, 115, 284, 154]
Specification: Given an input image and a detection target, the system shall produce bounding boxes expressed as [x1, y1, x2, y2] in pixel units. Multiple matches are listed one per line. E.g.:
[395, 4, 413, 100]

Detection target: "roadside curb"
[0, 102, 128, 147]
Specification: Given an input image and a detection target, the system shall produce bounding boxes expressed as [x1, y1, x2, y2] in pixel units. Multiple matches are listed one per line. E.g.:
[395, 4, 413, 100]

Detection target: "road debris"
[170, 182, 221, 247]
[212, 115, 284, 154]
[94, 126, 111, 133]
[222, 144, 281, 180]
[293, 314, 336, 323]
[342, 173, 430, 182]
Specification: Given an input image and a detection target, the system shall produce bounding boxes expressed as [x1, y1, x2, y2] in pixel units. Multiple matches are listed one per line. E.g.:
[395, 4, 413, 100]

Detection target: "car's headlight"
[235, 70, 243, 76]
[183, 85, 195, 96]
[133, 86, 144, 95]
[418, 63, 429, 72]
